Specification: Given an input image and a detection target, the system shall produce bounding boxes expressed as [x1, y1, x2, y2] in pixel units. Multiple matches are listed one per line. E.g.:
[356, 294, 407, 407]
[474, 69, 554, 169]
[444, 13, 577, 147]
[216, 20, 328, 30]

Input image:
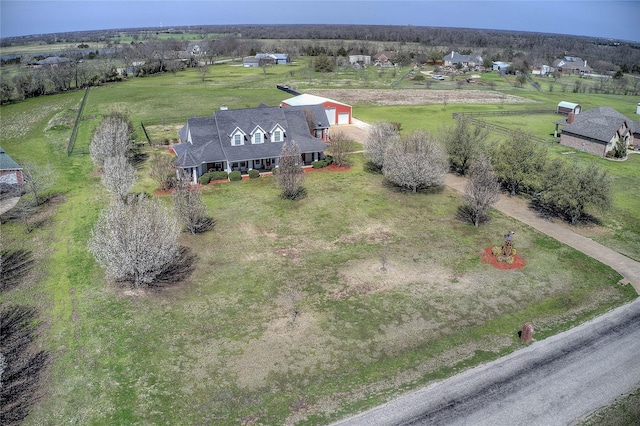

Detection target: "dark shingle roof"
[560, 107, 635, 143]
[174, 106, 327, 168]
[0, 147, 22, 171]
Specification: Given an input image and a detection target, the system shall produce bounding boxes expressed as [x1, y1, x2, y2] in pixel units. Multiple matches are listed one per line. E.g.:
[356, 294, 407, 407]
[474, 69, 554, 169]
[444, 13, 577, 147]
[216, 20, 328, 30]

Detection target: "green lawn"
[1, 65, 638, 425]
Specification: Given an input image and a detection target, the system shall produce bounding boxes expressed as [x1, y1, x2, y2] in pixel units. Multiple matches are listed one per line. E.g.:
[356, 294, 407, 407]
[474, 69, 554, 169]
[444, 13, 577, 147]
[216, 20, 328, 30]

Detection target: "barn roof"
[0, 147, 22, 171]
[557, 101, 580, 110]
[281, 93, 350, 107]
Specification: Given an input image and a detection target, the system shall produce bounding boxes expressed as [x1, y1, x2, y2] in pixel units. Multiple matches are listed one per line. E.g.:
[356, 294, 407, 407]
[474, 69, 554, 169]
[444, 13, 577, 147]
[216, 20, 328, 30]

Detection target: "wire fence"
[67, 86, 90, 156]
[452, 111, 558, 144]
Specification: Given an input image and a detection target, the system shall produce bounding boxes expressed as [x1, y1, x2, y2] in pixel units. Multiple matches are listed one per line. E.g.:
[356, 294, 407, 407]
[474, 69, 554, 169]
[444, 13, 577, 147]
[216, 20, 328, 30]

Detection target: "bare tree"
[20, 161, 55, 206]
[365, 121, 399, 172]
[0, 305, 49, 424]
[276, 140, 305, 200]
[198, 63, 210, 82]
[149, 151, 176, 190]
[89, 111, 136, 167]
[440, 116, 490, 175]
[327, 130, 355, 167]
[463, 155, 501, 227]
[171, 179, 214, 234]
[88, 195, 181, 287]
[101, 155, 136, 202]
[383, 130, 448, 193]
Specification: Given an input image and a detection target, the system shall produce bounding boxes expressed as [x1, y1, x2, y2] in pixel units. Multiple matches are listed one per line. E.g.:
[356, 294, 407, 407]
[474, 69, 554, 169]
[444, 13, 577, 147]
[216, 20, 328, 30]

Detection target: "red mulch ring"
[480, 246, 526, 270]
[305, 164, 351, 173]
[154, 189, 173, 196]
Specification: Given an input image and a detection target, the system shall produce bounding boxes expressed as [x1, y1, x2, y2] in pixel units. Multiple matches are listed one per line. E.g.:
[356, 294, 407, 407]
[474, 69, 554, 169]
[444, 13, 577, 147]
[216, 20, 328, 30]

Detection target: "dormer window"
[253, 132, 263, 144]
[270, 124, 285, 142]
[233, 134, 242, 146]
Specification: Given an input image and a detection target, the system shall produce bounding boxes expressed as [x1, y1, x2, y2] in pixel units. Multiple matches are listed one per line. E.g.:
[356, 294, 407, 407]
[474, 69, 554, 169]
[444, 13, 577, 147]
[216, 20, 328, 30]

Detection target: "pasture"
[1, 61, 638, 425]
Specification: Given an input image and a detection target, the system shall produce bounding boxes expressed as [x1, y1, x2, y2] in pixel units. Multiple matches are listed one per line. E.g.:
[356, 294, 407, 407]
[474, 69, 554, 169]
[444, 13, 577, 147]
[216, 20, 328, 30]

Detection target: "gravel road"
[331, 299, 640, 426]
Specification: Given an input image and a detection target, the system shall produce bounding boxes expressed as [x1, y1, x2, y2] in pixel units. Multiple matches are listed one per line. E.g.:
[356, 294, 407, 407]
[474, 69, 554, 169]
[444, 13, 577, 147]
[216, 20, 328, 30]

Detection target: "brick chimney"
[567, 112, 575, 124]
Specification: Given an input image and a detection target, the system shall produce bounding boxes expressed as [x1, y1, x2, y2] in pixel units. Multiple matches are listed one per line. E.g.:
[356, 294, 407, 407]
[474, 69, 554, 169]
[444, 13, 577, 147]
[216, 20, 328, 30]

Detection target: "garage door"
[338, 112, 350, 125]
[325, 108, 336, 125]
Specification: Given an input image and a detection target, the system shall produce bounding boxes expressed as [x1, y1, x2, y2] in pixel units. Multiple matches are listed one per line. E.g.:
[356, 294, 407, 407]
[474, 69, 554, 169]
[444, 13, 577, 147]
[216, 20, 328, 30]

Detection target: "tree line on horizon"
[1, 24, 639, 103]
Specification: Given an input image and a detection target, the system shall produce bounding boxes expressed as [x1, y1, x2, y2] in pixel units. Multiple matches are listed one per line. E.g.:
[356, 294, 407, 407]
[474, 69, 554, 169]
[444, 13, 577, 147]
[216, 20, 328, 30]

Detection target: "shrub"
[198, 175, 211, 185]
[210, 171, 228, 180]
[229, 171, 242, 181]
[248, 169, 260, 179]
[312, 161, 325, 169]
[413, 73, 425, 81]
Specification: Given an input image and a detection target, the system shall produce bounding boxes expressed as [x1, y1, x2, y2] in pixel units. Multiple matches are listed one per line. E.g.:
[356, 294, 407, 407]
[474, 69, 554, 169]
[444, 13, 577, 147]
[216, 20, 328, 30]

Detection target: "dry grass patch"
[306, 89, 538, 106]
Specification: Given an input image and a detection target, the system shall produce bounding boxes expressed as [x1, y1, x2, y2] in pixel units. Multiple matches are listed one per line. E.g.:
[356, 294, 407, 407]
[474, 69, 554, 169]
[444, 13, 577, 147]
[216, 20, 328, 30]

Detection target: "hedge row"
[198, 171, 229, 185]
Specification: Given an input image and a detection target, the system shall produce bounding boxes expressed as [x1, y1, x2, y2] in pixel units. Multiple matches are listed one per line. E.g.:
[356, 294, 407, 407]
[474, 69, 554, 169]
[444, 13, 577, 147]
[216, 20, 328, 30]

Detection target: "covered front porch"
[180, 151, 326, 183]
[204, 152, 324, 175]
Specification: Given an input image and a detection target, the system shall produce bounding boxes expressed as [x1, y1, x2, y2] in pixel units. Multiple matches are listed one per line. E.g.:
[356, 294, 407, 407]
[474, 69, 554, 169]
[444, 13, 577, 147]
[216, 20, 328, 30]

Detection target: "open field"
[1, 63, 638, 424]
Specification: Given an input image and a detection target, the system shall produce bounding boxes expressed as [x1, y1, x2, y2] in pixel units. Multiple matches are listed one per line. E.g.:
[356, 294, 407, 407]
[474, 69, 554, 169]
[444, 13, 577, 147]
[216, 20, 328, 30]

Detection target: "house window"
[254, 132, 262, 144]
[233, 134, 242, 146]
[273, 130, 282, 142]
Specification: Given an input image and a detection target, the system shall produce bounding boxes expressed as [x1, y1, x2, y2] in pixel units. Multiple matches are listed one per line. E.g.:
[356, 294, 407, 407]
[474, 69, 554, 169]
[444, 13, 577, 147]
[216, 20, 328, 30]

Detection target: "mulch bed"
[304, 164, 351, 173]
[480, 246, 526, 270]
[153, 165, 351, 194]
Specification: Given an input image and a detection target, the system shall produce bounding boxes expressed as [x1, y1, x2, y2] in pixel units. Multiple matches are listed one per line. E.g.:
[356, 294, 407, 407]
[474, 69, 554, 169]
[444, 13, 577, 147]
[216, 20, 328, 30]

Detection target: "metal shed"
[557, 101, 582, 115]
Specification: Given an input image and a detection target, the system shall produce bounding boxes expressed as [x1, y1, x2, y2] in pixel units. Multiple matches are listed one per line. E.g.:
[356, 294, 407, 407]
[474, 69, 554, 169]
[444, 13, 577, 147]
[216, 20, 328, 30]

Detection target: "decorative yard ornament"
[491, 230, 517, 264]
[520, 322, 534, 343]
[502, 230, 515, 256]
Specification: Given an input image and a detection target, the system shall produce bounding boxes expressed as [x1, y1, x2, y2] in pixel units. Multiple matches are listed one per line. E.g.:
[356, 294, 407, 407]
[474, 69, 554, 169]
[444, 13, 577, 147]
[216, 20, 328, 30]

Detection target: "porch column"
[226, 162, 232, 173]
[192, 168, 197, 184]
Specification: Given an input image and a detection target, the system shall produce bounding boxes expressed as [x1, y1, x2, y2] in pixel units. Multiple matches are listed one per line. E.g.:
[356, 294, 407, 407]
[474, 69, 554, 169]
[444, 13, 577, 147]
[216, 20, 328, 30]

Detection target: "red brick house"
[555, 107, 638, 157]
[0, 146, 24, 187]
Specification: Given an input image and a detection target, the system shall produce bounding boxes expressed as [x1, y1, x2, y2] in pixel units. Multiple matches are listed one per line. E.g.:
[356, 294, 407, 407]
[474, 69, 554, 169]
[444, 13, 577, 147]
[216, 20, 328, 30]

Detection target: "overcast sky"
[1, 0, 639, 41]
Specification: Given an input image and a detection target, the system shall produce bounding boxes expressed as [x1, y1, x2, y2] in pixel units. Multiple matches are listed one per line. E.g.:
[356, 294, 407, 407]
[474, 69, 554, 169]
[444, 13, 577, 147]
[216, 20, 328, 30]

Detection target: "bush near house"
[210, 171, 229, 180]
[248, 169, 260, 179]
[229, 170, 242, 181]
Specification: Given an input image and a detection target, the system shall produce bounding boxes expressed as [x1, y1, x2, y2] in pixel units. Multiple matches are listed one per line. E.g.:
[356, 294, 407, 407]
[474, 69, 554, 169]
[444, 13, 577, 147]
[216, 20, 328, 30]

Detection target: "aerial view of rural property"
[2, 1, 640, 425]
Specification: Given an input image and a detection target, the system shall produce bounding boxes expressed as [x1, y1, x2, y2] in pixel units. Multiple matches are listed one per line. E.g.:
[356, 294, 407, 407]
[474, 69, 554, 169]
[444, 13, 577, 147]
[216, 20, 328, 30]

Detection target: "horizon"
[1, 1, 639, 42]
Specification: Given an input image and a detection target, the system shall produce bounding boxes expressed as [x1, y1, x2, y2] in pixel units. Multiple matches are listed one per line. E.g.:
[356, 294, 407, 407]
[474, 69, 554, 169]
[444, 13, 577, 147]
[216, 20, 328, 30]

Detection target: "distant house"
[552, 56, 592, 75]
[187, 42, 203, 56]
[554, 106, 638, 157]
[243, 53, 290, 67]
[31, 56, 70, 68]
[242, 56, 261, 67]
[373, 51, 395, 67]
[349, 54, 371, 66]
[173, 104, 329, 183]
[444, 51, 483, 68]
[0, 146, 24, 187]
[272, 53, 290, 65]
[492, 61, 512, 73]
[532, 64, 553, 76]
[281, 93, 352, 125]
